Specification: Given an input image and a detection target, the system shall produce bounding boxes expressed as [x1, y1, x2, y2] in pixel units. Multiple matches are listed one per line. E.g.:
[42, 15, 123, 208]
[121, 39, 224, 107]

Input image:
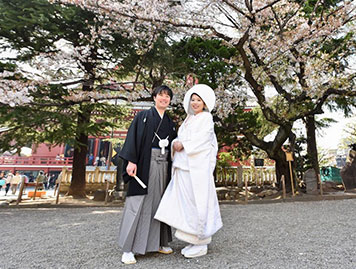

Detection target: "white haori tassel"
[155, 132, 169, 155]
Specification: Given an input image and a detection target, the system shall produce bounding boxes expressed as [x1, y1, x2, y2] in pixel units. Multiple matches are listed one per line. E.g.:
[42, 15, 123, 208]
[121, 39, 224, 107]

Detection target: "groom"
[118, 85, 177, 264]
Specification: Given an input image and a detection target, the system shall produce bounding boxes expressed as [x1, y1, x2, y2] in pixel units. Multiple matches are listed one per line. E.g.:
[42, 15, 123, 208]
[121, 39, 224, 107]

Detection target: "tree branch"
[221, 0, 253, 22]
[236, 32, 286, 125]
[255, 0, 283, 13]
[249, 44, 292, 102]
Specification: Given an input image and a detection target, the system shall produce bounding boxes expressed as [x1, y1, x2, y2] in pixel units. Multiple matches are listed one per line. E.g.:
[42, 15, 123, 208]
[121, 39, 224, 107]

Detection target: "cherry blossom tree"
[59, 0, 356, 190]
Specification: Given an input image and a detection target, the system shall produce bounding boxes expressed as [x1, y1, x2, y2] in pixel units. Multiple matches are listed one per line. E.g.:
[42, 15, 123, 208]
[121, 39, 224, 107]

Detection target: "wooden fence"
[58, 165, 276, 193]
[215, 166, 277, 201]
[59, 167, 117, 192]
[215, 166, 277, 187]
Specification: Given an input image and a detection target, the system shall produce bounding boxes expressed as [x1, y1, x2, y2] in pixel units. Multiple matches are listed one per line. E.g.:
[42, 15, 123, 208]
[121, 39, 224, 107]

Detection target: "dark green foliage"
[171, 37, 238, 89]
[117, 35, 239, 90]
[0, 84, 128, 153]
[301, 0, 341, 15]
[215, 106, 255, 160]
[0, 0, 135, 153]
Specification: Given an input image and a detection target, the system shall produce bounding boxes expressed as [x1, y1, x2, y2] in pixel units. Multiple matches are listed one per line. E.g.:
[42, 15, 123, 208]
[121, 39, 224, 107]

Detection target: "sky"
[264, 110, 356, 153]
[316, 110, 356, 150]
[262, 87, 355, 152]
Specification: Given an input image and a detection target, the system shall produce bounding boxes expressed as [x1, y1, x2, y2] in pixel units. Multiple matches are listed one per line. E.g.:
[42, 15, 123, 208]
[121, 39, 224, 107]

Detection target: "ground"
[1, 198, 356, 269]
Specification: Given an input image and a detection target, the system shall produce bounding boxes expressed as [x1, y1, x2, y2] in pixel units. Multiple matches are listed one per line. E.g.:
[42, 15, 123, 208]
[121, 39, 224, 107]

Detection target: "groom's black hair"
[152, 85, 173, 100]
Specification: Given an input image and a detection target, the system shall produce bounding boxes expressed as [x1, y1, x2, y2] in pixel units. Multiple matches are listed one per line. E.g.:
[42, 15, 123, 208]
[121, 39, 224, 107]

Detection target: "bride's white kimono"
[154, 111, 223, 244]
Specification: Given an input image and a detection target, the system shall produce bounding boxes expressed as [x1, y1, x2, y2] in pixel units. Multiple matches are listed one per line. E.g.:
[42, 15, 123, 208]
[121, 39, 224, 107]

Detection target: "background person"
[87, 153, 94, 166]
[11, 171, 22, 195]
[43, 173, 49, 190]
[48, 174, 56, 189]
[0, 172, 5, 192]
[4, 173, 13, 196]
[35, 171, 46, 190]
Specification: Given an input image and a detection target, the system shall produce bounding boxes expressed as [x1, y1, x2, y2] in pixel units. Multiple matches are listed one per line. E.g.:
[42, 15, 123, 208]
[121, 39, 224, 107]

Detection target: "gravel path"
[1, 199, 356, 269]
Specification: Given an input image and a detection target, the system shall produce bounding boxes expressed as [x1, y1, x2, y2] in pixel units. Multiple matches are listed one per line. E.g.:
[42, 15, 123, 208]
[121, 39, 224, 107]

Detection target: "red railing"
[0, 156, 73, 166]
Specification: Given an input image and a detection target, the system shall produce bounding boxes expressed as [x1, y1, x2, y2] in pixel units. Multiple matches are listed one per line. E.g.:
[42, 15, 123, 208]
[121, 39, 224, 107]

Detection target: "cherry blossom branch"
[255, 0, 283, 13]
[236, 31, 285, 125]
[288, 76, 356, 121]
[221, 0, 253, 22]
[216, 3, 241, 29]
[248, 43, 292, 102]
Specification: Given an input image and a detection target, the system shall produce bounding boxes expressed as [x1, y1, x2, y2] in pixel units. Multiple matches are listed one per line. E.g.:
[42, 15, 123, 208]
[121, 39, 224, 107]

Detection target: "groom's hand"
[127, 161, 137, 177]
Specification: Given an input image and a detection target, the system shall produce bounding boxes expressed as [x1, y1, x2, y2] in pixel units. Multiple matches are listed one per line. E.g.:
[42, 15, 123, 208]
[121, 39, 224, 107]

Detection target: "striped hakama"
[118, 149, 172, 254]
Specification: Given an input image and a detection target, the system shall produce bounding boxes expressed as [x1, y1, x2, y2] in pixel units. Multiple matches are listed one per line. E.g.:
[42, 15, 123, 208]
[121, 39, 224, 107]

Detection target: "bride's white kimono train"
[154, 111, 223, 244]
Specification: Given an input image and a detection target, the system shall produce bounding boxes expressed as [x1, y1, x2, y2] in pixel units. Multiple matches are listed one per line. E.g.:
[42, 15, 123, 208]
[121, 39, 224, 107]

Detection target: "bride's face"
[190, 94, 205, 114]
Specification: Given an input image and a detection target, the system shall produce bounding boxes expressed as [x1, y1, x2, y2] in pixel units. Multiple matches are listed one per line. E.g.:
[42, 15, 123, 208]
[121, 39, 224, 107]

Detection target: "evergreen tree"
[0, 0, 139, 197]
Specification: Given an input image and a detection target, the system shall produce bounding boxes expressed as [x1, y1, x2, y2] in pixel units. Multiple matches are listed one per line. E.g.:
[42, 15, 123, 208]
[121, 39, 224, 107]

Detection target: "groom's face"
[154, 91, 171, 110]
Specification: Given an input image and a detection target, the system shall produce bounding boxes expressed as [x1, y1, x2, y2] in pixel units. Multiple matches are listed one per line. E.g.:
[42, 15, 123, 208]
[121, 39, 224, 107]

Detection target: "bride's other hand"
[173, 141, 184, 152]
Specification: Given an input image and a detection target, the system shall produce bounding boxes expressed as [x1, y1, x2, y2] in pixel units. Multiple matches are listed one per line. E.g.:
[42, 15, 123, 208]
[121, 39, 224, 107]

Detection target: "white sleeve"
[181, 113, 215, 156]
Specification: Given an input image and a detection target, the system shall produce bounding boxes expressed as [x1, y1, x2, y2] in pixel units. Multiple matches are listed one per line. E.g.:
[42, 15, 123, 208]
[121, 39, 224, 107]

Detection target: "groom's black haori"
[119, 106, 176, 196]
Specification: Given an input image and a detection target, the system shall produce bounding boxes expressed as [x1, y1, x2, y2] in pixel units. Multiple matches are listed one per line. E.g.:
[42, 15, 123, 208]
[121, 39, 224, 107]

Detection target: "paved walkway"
[1, 197, 356, 269]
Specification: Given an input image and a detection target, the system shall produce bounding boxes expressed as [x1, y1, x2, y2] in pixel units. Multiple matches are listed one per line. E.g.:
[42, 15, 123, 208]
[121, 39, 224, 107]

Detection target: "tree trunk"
[288, 132, 298, 190]
[273, 151, 293, 192]
[67, 105, 91, 198]
[305, 115, 320, 177]
[242, 124, 295, 192]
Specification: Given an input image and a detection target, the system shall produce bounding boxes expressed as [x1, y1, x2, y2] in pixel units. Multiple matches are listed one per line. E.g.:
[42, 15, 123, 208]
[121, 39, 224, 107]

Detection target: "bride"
[154, 84, 222, 258]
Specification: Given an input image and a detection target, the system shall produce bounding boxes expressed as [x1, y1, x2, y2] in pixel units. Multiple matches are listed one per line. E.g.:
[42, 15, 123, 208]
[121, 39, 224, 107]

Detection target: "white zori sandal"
[158, 246, 173, 254]
[121, 252, 136, 264]
[181, 245, 193, 255]
[183, 244, 208, 258]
